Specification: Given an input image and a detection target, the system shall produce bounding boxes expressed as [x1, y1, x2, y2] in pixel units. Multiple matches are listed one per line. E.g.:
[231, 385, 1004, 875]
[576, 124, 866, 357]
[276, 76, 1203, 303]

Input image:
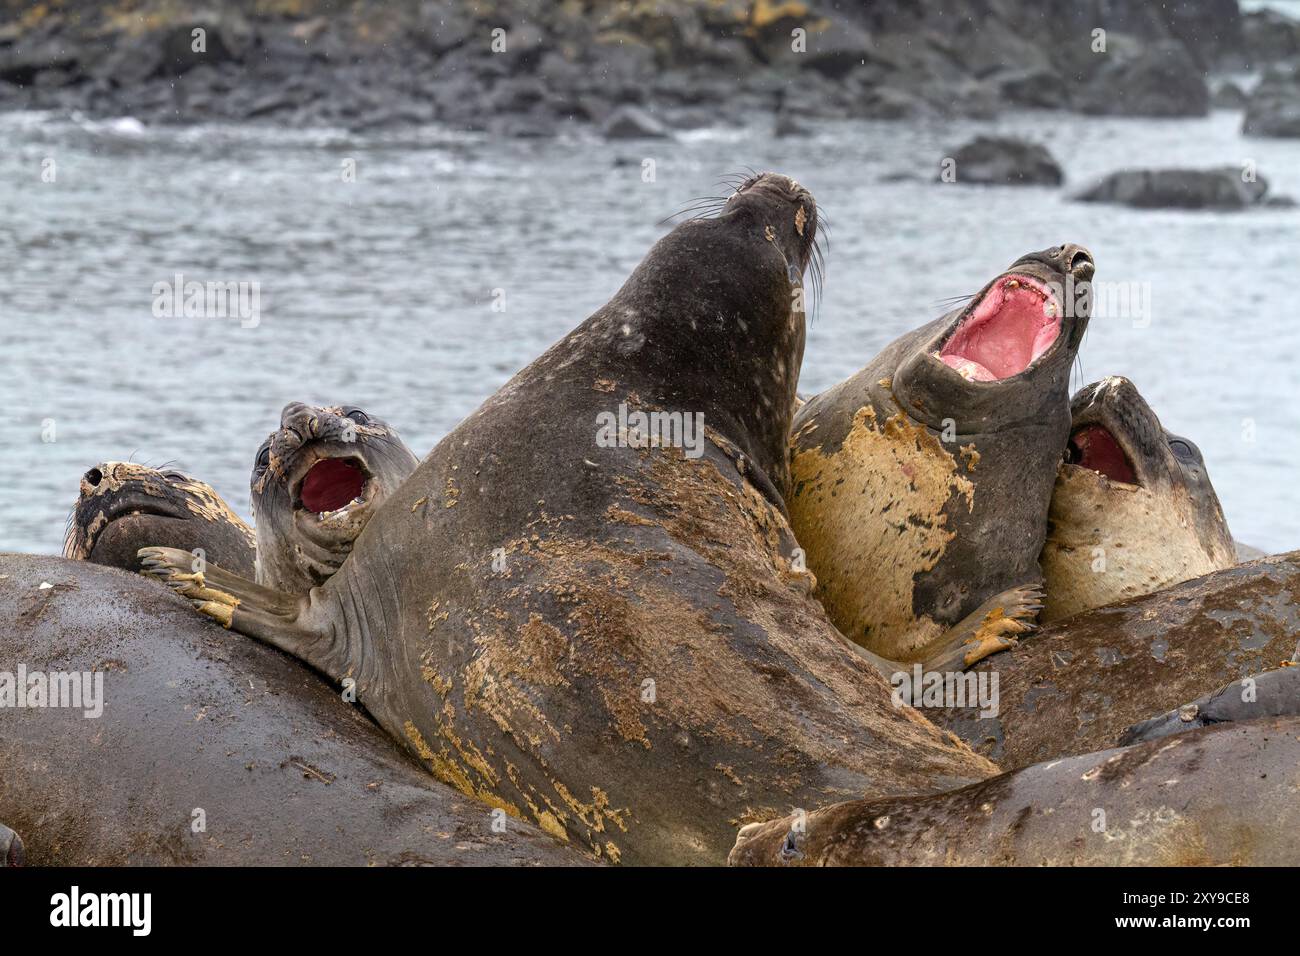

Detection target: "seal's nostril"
[1070, 248, 1095, 279]
[85, 467, 103, 487]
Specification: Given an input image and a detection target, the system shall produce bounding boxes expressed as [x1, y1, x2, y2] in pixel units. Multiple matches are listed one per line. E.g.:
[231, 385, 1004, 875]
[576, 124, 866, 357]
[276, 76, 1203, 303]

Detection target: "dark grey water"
[2, 108, 1298, 555]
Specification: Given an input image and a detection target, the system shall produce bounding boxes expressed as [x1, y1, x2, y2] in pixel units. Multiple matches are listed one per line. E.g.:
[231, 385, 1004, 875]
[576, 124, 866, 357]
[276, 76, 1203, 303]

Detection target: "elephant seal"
[729, 717, 1300, 866]
[928, 551, 1300, 768]
[787, 244, 1094, 671]
[0, 553, 593, 866]
[250, 402, 420, 592]
[1041, 376, 1236, 622]
[143, 172, 999, 866]
[64, 462, 255, 577]
[1119, 658, 1300, 745]
[0, 823, 23, 867]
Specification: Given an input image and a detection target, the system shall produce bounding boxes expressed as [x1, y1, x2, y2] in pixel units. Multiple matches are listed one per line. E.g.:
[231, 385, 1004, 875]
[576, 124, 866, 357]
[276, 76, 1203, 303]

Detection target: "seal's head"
[1041, 376, 1236, 621]
[64, 462, 255, 576]
[252, 402, 419, 592]
[894, 243, 1095, 429]
[641, 171, 819, 495]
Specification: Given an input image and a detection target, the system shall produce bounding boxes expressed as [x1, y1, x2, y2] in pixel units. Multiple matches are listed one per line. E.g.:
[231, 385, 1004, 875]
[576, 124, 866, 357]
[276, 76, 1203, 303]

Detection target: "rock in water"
[601, 104, 670, 140]
[1243, 68, 1300, 138]
[945, 136, 1063, 186]
[1073, 166, 1286, 209]
[1077, 39, 1209, 117]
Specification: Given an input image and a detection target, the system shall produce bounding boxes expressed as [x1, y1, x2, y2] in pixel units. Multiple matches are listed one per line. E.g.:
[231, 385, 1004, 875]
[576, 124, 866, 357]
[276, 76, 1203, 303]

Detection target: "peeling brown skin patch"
[64, 462, 255, 578]
[162, 174, 999, 866]
[729, 718, 1300, 866]
[931, 552, 1300, 768]
[787, 246, 1092, 663]
[0, 554, 595, 867]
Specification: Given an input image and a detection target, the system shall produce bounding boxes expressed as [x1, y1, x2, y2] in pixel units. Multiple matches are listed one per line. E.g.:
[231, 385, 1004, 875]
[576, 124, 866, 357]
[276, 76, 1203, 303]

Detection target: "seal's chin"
[937, 274, 1061, 382]
[1065, 424, 1139, 486]
[293, 456, 373, 522]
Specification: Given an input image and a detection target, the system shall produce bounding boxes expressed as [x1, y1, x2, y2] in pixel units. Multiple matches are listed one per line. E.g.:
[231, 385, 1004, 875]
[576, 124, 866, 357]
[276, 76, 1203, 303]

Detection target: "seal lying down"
[64, 462, 256, 577]
[787, 245, 1093, 673]
[0, 553, 595, 866]
[729, 716, 1300, 866]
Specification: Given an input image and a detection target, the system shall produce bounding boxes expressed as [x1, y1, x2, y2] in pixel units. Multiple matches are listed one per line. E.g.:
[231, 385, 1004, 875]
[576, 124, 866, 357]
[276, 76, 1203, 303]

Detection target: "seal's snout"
[1044, 243, 1094, 281]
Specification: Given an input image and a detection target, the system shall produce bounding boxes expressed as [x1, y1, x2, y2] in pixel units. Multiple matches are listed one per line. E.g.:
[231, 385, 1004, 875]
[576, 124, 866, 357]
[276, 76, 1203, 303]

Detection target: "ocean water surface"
[1, 107, 1297, 554]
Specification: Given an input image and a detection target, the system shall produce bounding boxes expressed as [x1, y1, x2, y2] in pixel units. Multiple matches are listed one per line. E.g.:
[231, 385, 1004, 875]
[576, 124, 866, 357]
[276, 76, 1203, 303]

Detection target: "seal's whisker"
[658, 195, 729, 226]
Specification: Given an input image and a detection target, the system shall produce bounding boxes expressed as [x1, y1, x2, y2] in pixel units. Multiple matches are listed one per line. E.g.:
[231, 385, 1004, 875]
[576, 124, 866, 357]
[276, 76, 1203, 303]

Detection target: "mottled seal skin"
[929, 552, 1300, 768]
[144, 173, 998, 866]
[0, 822, 24, 867]
[1042, 377, 1236, 622]
[251, 403, 420, 593]
[729, 717, 1300, 866]
[0, 554, 593, 867]
[788, 244, 1094, 671]
[1119, 660, 1300, 745]
[64, 462, 255, 577]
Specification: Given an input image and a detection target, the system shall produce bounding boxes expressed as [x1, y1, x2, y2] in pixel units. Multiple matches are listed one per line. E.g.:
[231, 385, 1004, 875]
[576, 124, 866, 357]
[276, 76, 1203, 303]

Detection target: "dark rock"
[1243, 68, 1300, 138]
[1077, 39, 1209, 117]
[601, 103, 670, 139]
[993, 68, 1072, 110]
[1237, 9, 1300, 67]
[799, 19, 871, 79]
[1074, 167, 1281, 210]
[0, 38, 79, 87]
[946, 136, 1063, 186]
[1210, 78, 1247, 110]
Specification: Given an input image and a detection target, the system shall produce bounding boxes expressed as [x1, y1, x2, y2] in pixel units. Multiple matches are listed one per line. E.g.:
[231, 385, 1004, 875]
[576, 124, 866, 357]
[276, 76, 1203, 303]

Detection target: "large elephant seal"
[250, 402, 420, 592]
[729, 717, 1300, 866]
[928, 551, 1300, 768]
[1041, 376, 1236, 622]
[64, 462, 255, 577]
[143, 173, 999, 866]
[0, 553, 592, 866]
[787, 245, 1094, 671]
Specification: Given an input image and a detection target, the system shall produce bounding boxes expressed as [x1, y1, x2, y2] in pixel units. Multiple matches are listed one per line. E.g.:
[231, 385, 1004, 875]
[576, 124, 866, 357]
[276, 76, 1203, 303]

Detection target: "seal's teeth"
[1007, 279, 1020, 289]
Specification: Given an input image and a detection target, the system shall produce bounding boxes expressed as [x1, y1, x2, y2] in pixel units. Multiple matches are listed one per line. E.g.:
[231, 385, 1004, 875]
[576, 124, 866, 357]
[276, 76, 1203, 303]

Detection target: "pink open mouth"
[298, 458, 366, 514]
[1067, 425, 1137, 484]
[938, 274, 1062, 382]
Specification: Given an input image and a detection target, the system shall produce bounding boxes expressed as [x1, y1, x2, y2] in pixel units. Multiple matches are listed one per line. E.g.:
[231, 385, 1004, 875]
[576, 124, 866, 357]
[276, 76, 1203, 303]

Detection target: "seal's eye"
[345, 409, 370, 426]
[163, 471, 186, 482]
[255, 446, 271, 474]
[1169, 439, 1198, 463]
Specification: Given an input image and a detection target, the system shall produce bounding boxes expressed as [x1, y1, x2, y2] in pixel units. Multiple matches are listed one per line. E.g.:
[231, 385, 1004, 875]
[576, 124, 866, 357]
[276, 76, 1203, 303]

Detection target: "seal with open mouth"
[141, 173, 1000, 866]
[787, 244, 1094, 672]
[250, 403, 420, 593]
[1040, 376, 1237, 622]
[64, 462, 255, 578]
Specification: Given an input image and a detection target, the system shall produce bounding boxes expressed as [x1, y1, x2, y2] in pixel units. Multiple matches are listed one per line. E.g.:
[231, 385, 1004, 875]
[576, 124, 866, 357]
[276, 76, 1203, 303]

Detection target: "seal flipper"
[915, 582, 1044, 673]
[1, 823, 25, 867]
[137, 546, 332, 673]
[1118, 661, 1300, 746]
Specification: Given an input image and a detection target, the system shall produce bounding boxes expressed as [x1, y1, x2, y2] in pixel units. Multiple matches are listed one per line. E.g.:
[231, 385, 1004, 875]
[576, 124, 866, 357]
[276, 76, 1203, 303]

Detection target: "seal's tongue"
[940, 275, 1061, 381]
[1068, 425, 1137, 484]
[300, 458, 365, 514]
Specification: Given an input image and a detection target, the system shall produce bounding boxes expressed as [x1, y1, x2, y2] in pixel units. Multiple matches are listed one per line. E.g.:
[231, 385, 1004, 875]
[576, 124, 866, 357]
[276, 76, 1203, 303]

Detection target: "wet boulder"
[944, 136, 1063, 186]
[1074, 166, 1287, 210]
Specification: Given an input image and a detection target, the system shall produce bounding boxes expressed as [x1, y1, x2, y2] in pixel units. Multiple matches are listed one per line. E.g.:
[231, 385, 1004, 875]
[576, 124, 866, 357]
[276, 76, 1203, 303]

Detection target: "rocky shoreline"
[1, 0, 1299, 138]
